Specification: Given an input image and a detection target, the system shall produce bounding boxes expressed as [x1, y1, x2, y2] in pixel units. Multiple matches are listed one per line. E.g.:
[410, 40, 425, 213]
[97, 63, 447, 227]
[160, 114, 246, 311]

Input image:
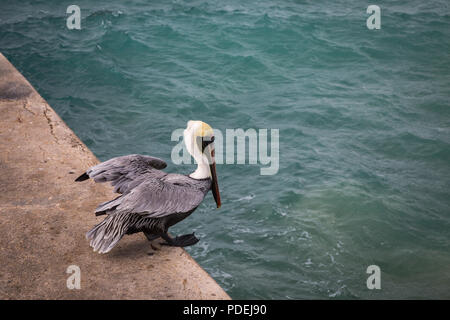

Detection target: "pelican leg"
[144, 231, 162, 251]
[144, 232, 160, 242]
[160, 232, 199, 247]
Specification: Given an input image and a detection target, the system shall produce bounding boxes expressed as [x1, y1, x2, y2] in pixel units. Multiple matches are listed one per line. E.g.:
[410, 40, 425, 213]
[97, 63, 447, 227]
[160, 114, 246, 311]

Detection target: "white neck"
[190, 162, 210, 179]
[184, 129, 211, 180]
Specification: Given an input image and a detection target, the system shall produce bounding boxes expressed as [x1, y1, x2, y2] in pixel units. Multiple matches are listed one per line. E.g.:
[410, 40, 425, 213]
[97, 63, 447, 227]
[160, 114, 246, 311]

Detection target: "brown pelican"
[75, 120, 221, 253]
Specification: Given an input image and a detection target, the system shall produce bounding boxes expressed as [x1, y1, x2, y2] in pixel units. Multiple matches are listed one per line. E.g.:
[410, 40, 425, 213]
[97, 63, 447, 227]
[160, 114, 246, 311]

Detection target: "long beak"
[209, 162, 221, 208]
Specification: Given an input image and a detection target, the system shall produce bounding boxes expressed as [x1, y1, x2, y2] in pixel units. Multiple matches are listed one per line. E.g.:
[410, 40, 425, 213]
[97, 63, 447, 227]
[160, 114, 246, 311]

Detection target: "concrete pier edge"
[0, 53, 230, 300]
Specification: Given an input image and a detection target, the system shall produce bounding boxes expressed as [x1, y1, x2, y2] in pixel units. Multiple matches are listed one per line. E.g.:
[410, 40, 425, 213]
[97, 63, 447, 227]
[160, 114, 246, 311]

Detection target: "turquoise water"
[1, 0, 449, 299]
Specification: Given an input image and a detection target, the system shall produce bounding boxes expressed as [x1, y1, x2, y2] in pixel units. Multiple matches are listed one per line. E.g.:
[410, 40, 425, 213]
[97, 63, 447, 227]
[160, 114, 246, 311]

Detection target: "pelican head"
[184, 120, 221, 208]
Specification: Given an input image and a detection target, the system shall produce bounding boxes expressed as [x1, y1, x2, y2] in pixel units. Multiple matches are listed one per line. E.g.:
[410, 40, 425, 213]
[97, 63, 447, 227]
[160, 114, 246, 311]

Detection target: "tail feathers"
[86, 212, 128, 254]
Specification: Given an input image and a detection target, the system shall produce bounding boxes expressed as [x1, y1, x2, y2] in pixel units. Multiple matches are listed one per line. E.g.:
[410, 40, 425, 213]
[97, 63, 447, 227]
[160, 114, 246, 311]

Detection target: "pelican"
[75, 120, 221, 253]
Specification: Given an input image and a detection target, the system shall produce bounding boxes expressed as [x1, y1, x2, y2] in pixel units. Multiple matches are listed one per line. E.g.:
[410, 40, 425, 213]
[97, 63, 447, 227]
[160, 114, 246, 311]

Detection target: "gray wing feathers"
[86, 154, 167, 194]
[87, 179, 206, 253]
[114, 179, 206, 218]
[95, 196, 123, 215]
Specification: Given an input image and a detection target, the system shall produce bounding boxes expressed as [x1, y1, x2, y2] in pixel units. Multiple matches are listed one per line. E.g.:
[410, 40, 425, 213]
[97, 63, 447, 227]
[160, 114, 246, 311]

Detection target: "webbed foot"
[161, 232, 199, 247]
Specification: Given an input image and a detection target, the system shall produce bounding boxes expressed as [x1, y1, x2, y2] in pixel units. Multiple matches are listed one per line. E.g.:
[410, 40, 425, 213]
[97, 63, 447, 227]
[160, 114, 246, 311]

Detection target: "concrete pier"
[0, 53, 230, 299]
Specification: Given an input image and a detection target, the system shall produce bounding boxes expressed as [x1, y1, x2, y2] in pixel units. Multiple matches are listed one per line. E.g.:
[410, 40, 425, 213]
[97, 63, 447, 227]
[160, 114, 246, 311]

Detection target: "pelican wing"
[99, 178, 206, 218]
[77, 154, 167, 194]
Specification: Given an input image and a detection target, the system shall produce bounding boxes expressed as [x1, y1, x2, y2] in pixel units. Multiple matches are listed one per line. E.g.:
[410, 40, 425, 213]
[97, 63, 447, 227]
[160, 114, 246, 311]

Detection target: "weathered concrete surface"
[0, 53, 230, 300]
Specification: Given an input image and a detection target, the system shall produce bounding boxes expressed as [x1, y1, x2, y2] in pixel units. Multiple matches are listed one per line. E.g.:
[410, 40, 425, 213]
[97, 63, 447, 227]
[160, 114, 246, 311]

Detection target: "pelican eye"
[201, 136, 215, 152]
